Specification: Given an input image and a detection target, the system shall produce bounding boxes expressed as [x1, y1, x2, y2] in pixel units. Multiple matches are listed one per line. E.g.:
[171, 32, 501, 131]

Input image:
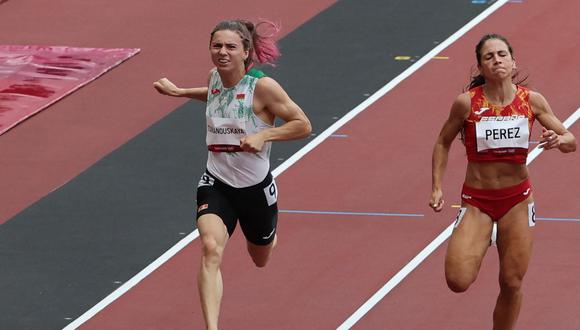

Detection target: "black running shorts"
[196, 170, 278, 245]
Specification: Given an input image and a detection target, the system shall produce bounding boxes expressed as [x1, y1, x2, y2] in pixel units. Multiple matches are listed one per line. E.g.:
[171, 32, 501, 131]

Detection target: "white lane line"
[337, 106, 580, 329]
[562, 107, 580, 128]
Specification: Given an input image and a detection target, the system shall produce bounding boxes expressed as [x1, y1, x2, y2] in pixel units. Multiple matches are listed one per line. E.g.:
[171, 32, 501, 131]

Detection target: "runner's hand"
[153, 78, 181, 97]
[429, 189, 444, 212]
[240, 134, 265, 153]
[539, 127, 560, 150]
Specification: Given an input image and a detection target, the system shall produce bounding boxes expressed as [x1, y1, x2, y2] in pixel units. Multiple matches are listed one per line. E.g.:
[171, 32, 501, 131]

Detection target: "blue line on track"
[279, 209, 424, 217]
[537, 217, 580, 222]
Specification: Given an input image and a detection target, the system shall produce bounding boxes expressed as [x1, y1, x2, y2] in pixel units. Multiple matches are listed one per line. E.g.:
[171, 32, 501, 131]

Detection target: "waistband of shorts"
[204, 169, 272, 190]
[462, 178, 531, 199]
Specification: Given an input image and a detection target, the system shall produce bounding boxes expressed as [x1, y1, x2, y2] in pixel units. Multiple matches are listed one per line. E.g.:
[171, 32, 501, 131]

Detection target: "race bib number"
[206, 116, 247, 146]
[263, 180, 278, 206]
[197, 173, 214, 187]
[528, 203, 536, 227]
[475, 116, 529, 152]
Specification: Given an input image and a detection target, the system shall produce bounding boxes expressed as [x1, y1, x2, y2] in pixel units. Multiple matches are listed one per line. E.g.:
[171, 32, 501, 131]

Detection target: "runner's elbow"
[294, 119, 311, 139]
[561, 135, 577, 153]
[303, 120, 312, 137]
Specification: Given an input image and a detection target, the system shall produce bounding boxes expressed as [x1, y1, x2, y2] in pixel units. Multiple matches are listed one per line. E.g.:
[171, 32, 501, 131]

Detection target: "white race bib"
[263, 180, 278, 206]
[206, 116, 247, 146]
[528, 203, 536, 227]
[475, 116, 529, 152]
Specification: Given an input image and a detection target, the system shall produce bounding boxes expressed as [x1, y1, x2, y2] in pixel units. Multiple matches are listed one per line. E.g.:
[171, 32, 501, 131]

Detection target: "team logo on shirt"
[236, 93, 245, 100]
[211, 89, 221, 95]
[480, 115, 526, 121]
[474, 107, 489, 115]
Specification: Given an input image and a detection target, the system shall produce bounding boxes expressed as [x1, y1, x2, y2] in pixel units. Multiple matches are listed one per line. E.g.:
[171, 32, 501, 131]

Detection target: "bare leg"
[445, 205, 493, 292]
[197, 214, 229, 330]
[246, 234, 277, 268]
[493, 199, 533, 330]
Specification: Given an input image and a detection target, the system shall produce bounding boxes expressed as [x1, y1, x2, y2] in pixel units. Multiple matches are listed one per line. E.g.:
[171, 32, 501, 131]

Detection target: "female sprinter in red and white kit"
[430, 33, 576, 330]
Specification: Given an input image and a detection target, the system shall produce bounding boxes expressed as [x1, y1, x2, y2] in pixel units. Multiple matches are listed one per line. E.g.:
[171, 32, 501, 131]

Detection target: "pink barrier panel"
[0, 45, 140, 135]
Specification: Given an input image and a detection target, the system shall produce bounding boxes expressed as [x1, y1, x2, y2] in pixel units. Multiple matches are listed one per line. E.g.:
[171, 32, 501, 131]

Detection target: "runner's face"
[210, 30, 248, 72]
[478, 39, 516, 81]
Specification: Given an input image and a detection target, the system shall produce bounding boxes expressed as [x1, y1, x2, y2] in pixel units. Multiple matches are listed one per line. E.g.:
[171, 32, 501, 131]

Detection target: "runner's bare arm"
[430, 93, 470, 211]
[153, 70, 212, 102]
[240, 77, 311, 152]
[530, 91, 576, 153]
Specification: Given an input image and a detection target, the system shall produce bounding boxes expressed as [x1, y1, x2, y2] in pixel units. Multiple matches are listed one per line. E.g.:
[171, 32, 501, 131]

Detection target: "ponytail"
[247, 20, 281, 68]
[467, 73, 486, 90]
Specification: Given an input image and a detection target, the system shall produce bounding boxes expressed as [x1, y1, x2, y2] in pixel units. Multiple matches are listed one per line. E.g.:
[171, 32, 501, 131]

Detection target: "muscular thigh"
[496, 198, 535, 276]
[446, 205, 494, 270]
[234, 173, 278, 246]
[196, 172, 238, 237]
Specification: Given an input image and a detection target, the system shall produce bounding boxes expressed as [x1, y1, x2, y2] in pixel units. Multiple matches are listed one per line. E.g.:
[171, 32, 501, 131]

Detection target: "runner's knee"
[200, 235, 224, 266]
[248, 246, 272, 268]
[252, 255, 269, 268]
[446, 276, 473, 293]
[445, 268, 477, 293]
[248, 238, 276, 268]
[498, 273, 524, 295]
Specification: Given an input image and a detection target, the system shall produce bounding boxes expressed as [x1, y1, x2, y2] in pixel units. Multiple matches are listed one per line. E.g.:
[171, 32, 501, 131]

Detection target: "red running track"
[79, 0, 580, 329]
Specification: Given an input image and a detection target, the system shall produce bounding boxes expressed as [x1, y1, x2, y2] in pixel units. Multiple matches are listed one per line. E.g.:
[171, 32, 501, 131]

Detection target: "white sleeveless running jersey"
[205, 68, 273, 188]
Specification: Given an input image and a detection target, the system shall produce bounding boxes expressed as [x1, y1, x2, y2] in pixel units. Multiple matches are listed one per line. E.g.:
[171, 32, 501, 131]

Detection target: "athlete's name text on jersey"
[207, 126, 246, 135]
[484, 127, 521, 140]
[475, 116, 529, 151]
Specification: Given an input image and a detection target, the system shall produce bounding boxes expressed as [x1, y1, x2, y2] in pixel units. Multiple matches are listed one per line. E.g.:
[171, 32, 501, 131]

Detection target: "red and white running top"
[462, 85, 535, 164]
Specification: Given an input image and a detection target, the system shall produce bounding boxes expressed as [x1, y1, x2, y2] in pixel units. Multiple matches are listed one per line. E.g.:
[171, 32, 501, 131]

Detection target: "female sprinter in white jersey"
[430, 34, 576, 329]
[154, 19, 311, 330]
